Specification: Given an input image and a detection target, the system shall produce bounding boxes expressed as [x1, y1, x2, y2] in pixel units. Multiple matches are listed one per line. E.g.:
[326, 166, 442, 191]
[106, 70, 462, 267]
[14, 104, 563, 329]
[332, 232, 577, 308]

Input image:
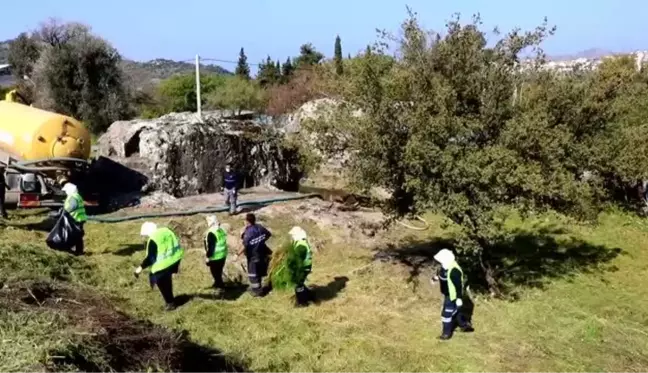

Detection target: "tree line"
[5, 19, 346, 131]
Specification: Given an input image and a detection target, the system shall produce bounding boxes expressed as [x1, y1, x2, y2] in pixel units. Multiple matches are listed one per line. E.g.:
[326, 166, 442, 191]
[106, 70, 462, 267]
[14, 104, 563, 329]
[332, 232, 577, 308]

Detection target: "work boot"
[295, 290, 310, 307]
[460, 324, 475, 333]
[438, 334, 452, 341]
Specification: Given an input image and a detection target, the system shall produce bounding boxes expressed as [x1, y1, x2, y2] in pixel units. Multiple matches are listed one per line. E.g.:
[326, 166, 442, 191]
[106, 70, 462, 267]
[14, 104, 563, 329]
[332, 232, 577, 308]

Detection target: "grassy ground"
[1, 204, 648, 371]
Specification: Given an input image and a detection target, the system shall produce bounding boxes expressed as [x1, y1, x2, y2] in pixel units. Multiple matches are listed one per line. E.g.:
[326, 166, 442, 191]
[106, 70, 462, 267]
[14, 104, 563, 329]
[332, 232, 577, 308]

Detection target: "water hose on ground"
[397, 216, 430, 231]
[86, 194, 320, 223]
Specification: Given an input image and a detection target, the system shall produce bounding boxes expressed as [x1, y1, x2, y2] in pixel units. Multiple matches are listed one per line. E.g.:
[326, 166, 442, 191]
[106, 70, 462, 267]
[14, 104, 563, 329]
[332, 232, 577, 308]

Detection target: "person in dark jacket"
[432, 249, 474, 340]
[223, 164, 239, 215]
[237, 213, 272, 296]
[0, 166, 8, 219]
[135, 222, 184, 311]
[204, 215, 228, 289]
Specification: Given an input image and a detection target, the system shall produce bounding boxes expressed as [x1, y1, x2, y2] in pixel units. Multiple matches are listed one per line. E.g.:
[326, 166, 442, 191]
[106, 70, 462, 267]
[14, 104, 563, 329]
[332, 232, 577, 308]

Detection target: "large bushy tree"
[306, 11, 648, 292]
[15, 20, 132, 133]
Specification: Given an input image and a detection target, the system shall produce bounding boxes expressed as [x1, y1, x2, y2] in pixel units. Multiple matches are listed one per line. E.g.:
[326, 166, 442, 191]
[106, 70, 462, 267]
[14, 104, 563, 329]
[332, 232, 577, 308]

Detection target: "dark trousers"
[248, 258, 268, 296]
[156, 272, 175, 305]
[0, 189, 7, 218]
[74, 223, 85, 255]
[208, 258, 226, 287]
[441, 297, 470, 336]
[295, 266, 312, 305]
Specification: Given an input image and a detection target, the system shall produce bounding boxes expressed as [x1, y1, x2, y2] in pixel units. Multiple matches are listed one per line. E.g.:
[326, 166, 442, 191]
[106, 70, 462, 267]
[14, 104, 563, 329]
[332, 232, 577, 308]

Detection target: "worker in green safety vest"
[288, 226, 313, 307]
[62, 183, 87, 256]
[204, 215, 228, 289]
[135, 222, 184, 311]
[432, 249, 474, 340]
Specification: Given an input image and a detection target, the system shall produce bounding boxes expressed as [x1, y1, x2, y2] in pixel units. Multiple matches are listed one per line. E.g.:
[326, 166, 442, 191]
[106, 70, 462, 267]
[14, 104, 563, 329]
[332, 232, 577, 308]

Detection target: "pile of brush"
[269, 240, 304, 291]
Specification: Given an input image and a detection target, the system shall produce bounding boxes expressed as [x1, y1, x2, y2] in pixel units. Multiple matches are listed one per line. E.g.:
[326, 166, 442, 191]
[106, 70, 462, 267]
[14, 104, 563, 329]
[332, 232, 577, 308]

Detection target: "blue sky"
[2, 0, 646, 72]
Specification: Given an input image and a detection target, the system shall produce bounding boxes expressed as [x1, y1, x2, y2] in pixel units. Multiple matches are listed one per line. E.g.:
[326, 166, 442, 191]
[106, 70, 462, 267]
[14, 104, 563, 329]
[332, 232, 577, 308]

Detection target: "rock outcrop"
[97, 111, 302, 198]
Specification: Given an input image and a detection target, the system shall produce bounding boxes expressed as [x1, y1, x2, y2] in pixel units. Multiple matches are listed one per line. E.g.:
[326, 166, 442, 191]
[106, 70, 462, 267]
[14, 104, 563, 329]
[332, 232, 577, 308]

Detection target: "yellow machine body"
[0, 101, 91, 161]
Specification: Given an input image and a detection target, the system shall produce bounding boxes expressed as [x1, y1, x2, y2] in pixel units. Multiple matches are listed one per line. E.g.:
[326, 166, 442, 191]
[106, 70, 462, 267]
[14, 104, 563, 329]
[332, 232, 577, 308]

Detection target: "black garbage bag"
[46, 210, 83, 251]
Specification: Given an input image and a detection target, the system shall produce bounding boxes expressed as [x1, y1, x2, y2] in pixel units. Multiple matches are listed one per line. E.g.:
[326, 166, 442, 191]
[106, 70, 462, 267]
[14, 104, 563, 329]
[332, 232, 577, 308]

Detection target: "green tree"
[307, 12, 644, 293]
[235, 47, 251, 80]
[7, 33, 40, 80]
[281, 57, 294, 82]
[154, 73, 226, 114]
[334, 35, 344, 75]
[257, 56, 281, 87]
[294, 43, 324, 67]
[29, 20, 131, 133]
[7, 33, 42, 103]
[207, 76, 265, 115]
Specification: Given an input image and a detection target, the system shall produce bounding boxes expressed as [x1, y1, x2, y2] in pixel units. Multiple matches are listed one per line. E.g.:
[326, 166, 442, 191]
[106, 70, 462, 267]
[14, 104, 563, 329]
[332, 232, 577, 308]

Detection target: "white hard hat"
[433, 249, 456, 269]
[206, 215, 219, 227]
[140, 221, 158, 237]
[61, 182, 77, 195]
[289, 226, 307, 241]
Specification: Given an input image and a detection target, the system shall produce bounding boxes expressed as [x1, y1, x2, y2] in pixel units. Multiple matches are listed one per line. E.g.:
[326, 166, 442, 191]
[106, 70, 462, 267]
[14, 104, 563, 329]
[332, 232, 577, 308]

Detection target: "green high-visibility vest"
[206, 226, 228, 261]
[446, 261, 465, 301]
[64, 192, 87, 223]
[294, 239, 312, 268]
[148, 227, 184, 274]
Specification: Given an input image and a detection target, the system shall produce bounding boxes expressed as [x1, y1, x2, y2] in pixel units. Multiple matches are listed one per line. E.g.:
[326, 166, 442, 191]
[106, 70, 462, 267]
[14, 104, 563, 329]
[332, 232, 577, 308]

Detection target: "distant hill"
[0, 39, 231, 89]
[121, 58, 232, 90]
[549, 48, 616, 61]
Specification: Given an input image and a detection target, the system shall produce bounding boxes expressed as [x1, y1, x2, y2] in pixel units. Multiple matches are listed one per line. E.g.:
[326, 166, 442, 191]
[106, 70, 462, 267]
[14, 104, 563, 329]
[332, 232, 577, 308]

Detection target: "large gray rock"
[97, 111, 302, 197]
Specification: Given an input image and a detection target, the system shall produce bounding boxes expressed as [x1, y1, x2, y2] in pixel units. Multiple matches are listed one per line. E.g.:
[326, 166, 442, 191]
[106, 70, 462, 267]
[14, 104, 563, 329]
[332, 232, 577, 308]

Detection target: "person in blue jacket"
[237, 213, 272, 296]
[223, 164, 239, 215]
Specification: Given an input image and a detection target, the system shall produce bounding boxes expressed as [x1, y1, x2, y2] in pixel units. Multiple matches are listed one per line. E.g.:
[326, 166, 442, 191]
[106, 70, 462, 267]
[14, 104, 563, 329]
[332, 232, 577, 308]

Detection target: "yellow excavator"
[0, 99, 96, 208]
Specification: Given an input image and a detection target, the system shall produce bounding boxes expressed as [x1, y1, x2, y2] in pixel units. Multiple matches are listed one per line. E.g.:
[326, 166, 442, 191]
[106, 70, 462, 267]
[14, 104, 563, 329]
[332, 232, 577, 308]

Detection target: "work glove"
[134, 266, 143, 278]
[205, 258, 210, 265]
[455, 298, 463, 308]
[429, 275, 439, 287]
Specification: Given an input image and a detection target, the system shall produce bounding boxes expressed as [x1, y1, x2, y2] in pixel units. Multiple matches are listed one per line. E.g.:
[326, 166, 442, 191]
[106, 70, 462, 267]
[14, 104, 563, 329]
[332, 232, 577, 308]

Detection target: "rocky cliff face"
[96, 111, 302, 198]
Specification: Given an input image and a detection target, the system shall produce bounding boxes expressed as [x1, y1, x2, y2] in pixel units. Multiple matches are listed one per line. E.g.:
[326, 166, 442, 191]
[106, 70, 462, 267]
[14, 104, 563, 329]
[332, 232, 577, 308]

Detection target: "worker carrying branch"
[432, 249, 475, 340]
[288, 226, 313, 307]
[135, 222, 184, 311]
[204, 215, 228, 289]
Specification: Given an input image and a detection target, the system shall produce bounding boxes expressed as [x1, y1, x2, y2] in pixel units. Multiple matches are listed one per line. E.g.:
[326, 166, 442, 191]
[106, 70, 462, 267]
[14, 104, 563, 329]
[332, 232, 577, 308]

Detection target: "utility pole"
[195, 54, 202, 122]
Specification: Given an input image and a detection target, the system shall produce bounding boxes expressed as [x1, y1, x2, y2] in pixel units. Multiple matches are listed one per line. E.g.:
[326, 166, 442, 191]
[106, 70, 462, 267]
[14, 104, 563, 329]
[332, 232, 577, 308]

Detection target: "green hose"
[87, 193, 319, 223]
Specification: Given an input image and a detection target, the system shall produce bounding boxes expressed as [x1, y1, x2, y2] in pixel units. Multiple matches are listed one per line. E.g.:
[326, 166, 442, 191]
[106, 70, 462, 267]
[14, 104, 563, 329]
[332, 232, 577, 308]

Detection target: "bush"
[148, 73, 227, 115]
[206, 76, 266, 114]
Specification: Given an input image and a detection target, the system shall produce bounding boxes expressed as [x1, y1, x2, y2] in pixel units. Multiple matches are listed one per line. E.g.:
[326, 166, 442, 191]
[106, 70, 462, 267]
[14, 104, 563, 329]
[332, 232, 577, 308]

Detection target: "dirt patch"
[0, 281, 247, 372]
[260, 199, 386, 245]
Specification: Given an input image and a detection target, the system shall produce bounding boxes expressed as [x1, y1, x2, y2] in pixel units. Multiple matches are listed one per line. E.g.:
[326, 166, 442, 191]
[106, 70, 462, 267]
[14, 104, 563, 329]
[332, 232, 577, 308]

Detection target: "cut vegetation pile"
[0, 243, 245, 372]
